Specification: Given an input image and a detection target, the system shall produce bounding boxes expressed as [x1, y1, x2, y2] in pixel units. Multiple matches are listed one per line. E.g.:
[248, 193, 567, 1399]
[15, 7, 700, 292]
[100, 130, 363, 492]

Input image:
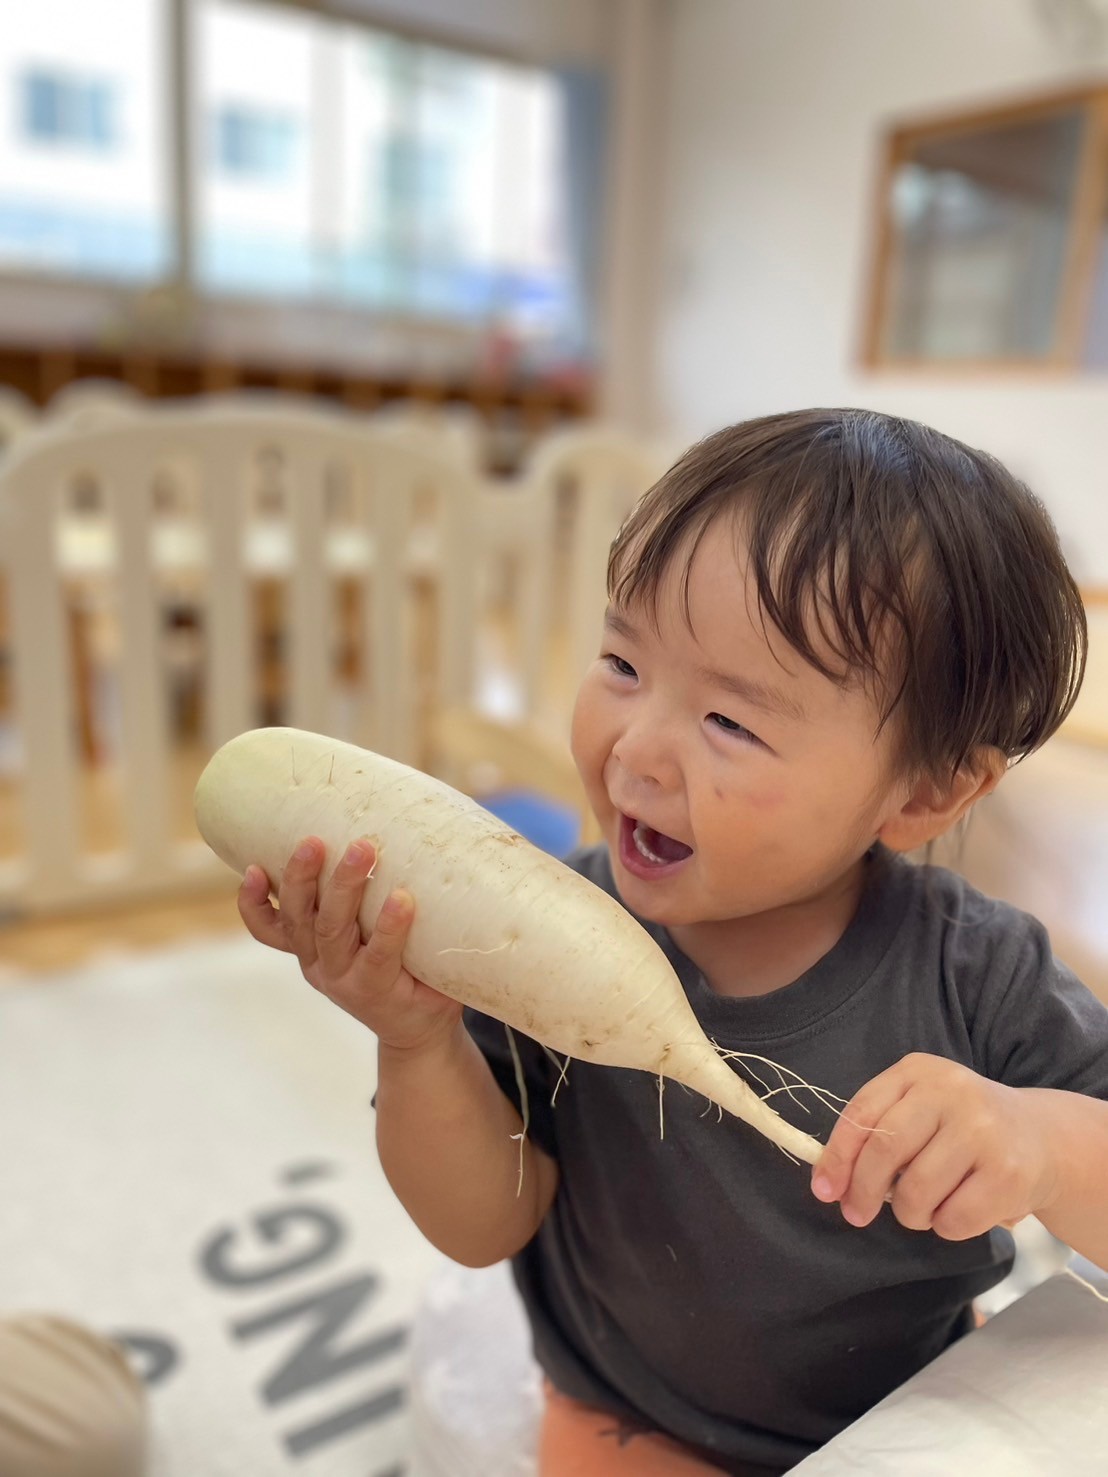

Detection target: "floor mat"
[0, 934, 448, 1476]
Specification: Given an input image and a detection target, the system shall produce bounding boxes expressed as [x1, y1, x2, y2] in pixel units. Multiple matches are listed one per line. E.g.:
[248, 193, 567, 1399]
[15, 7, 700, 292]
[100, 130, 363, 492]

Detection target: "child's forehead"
[618, 506, 746, 599]
[617, 517, 891, 697]
[631, 515, 787, 632]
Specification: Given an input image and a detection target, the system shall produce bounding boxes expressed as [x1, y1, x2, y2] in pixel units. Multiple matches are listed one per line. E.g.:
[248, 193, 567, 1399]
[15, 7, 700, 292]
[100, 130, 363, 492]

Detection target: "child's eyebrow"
[604, 608, 808, 723]
[695, 663, 808, 723]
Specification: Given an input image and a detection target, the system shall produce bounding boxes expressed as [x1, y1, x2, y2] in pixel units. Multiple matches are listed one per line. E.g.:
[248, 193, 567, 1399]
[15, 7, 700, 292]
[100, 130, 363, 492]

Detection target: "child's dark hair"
[608, 408, 1086, 785]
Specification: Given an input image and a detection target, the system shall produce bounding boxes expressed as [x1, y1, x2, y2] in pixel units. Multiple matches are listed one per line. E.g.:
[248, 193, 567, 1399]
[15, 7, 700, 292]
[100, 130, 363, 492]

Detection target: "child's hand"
[236, 835, 463, 1053]
[810, 1053, 1060, 1240]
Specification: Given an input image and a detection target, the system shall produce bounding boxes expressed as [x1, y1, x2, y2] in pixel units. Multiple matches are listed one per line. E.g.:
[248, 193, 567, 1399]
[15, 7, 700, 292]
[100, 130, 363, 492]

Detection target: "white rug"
[0, 933, 449, 1477]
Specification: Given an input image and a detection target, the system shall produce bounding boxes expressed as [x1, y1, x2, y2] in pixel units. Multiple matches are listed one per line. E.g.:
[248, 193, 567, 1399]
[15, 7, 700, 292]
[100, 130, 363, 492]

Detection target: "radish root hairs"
[715, 1043, 898, 1141]
[544, 1048, 571, 1105]
[714, 1041, 844, 1119]
[502, 1028, 879, 1172]
[505, 1025, 529, 1198]
[437, 942, 513, 957]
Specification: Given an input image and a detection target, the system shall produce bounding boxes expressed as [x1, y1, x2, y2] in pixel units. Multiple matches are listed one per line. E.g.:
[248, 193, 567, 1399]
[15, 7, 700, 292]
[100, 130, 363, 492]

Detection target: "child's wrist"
[1021, 1087, 1085, 1214]
[377, 1018, 469, 1073]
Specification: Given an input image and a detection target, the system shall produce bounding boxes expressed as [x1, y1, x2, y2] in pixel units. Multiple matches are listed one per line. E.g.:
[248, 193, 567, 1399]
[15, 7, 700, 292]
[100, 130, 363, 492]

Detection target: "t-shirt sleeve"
[461, 844, 608, 1162]
[463, 1008, 560, 1160]
[369, 1011, 561, 1160]
[962, 907, 1108, 1099]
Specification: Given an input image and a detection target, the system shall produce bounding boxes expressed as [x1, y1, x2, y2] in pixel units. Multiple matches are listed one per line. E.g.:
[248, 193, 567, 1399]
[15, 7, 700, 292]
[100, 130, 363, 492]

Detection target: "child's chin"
[612, 878, 687, 927]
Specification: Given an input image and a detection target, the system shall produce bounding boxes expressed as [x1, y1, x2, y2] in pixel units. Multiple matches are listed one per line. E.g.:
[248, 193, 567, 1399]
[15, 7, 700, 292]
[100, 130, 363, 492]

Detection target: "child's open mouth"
[618, 813, 694, 880]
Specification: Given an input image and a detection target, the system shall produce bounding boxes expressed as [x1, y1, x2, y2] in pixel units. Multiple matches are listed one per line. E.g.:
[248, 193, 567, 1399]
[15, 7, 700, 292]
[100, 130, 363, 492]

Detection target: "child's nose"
[612, 724, 678, 790]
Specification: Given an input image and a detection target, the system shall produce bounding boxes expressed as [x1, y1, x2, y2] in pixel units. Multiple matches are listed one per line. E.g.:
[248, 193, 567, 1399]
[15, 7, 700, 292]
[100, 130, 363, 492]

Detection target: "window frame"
[861, 82, 1108, 373]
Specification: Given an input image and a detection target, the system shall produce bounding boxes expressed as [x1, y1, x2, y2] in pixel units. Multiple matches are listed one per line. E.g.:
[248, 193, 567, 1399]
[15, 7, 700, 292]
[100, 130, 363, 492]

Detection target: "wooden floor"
[0, 739, 241, 974]
[0, 884, 242, 975]
[2, 719, 1107, 1006]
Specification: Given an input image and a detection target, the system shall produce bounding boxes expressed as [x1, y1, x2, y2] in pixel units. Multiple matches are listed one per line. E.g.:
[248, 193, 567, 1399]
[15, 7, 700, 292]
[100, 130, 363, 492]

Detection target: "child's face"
[570, 518, 911, 928]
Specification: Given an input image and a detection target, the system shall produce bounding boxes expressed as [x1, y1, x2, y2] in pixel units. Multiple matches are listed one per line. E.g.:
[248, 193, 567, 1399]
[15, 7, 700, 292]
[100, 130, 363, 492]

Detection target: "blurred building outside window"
[0, 0, 170, 280]
[0, 0, 596, 370]
[867, 86, 1108, 370]
[213, 105, 299, 180]
[21, 72, 117, 150]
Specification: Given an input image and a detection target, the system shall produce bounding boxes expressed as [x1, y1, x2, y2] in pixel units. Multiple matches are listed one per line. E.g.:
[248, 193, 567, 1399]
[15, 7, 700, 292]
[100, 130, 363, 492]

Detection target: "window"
[337, 35, 568, 329]
[22, 71, 117, 149]
[0, 0, 170, 281]
[195, 0, 316, 295]
[0, 0, 590, 353]
[195, 0, 576, 340]
[214, 106, 299, 179]
[866, 87, 1108, 369]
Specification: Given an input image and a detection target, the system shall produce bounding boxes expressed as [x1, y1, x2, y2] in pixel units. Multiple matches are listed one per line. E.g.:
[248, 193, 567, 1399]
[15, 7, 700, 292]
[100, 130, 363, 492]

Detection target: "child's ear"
[877, 747, 1007, 853]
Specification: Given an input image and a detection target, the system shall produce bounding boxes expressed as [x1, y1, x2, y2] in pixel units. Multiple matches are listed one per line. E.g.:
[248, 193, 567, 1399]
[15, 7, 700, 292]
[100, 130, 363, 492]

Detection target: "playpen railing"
[0, 401, 479, 915]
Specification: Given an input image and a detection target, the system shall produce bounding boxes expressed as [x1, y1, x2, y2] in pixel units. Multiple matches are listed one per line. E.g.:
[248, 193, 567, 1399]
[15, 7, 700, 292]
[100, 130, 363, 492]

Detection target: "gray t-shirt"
[464, 842, 1108, 1476]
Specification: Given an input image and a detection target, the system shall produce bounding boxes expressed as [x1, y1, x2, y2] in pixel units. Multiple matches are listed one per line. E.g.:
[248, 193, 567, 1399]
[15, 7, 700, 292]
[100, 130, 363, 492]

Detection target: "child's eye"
[708, 712, 759, 744]
[604, 654, 637, 679]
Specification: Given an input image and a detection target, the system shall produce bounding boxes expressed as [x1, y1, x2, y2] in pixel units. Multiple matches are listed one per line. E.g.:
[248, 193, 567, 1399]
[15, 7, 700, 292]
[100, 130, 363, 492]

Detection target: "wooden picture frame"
[861, 83, 1108, 373]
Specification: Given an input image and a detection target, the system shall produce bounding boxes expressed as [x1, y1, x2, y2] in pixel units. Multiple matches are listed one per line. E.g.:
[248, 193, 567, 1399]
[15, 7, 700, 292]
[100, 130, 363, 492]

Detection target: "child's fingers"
[812, 1063, 917, 1205]
[237, 866, 293, 953]
[884, 1131, 976, 1235]
[274, 837, 327, 953]
[313, 838, 377, 974]
[357, 889, 414, 983]
[837, 1101, 942, 1227]
[927, 1163, 1015, 1242]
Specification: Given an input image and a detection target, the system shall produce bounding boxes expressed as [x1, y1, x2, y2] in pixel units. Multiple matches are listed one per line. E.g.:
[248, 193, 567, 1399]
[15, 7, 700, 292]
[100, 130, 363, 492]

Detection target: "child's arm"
[238, 837, 560, 1267]
[810, 1053, 1108, 1270]
[374, 1020, 561, 1267]
[1015, 1088, 1108, 1268]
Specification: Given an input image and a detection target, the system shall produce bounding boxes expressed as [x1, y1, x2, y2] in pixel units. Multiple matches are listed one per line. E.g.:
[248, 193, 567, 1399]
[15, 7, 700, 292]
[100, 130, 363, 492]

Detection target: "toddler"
[238, 409, 1108, 1476]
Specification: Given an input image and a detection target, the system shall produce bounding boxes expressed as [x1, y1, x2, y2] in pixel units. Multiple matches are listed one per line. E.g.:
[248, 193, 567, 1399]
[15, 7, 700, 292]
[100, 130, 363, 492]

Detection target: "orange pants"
[539, 1381, 727, 1475]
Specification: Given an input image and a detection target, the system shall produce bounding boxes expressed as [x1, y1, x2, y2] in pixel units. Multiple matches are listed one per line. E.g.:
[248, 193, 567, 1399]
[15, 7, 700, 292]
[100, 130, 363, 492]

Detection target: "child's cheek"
[737, 784, 788, 812]
[704, 784, 789, 836]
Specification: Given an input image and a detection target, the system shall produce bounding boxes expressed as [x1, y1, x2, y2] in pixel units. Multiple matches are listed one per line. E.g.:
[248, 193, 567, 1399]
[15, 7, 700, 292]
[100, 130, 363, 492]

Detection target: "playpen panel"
[0, 408, 481, 914]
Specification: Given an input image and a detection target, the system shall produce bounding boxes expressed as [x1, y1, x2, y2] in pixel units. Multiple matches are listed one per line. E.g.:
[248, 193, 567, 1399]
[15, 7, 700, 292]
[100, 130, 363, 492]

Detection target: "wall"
[651, 0, 1108, 579]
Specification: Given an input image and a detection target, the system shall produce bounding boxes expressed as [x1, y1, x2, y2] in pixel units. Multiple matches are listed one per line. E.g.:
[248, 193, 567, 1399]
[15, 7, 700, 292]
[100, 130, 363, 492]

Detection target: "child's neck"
[666, 855, 870, 998]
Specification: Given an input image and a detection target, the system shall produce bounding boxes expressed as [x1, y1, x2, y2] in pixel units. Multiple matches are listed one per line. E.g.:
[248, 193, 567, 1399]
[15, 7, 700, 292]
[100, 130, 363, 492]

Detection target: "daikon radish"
[194, 726, 823, 1166]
